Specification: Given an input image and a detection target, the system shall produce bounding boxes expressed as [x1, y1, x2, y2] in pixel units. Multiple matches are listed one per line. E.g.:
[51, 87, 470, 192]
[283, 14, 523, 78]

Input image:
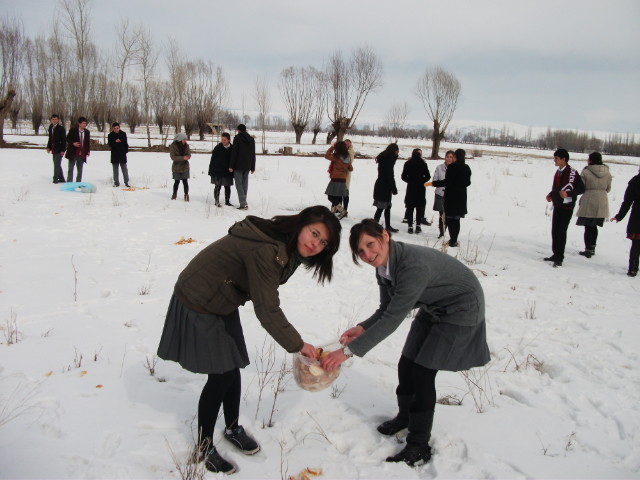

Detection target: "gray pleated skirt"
[211, 176, 234, 186]
[373, 200, 392, 209]
[157, 294, 250, 374]
[402, 310, 490, 371]
[173, 171, 190, 180]
[433, 194, 444, 212]
[325, 181, 348, 197]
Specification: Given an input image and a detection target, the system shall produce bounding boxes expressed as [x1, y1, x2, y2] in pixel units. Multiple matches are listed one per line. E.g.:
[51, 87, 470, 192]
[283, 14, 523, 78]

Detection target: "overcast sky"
[8, 0, 640, 134]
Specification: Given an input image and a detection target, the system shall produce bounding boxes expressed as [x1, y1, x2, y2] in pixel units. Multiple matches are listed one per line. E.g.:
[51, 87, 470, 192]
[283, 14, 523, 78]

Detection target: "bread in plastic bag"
[293, 342, 341, 392]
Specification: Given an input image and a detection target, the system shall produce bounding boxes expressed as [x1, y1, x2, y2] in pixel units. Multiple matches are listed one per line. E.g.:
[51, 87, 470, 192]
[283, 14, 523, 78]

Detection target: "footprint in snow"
[94, 431, 121, 458]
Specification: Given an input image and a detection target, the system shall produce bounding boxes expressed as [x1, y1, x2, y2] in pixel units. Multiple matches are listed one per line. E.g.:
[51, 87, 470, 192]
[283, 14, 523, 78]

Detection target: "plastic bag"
[293, 342, 342, 392]
[59, 182, 97, 193]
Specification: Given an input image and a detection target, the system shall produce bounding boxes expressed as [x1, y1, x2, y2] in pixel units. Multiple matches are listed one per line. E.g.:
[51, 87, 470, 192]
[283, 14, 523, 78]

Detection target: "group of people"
[544, 148, 639, 276]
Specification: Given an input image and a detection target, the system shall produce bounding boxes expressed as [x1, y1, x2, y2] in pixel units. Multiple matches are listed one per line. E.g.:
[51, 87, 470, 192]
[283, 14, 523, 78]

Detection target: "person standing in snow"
[324, 140, 353, 219]
[575, 152, 611, 259]
[342, 139, 355, 215]
[157, 206, 342, 474]
[611, 167, 640, 277]
[432, 151, 454, 238]
[170, 132, 191, 201]
[107, 122, 130, 188]
[401, 149, 431, 234]
[65, 116, 90, 182]
[46, 114, 66, 184]
[208, 132, 234, 207]
[321, 219, 490, 467]
[544, 149, 580, 267]
[373, 143, 400, 233]
[229, 124, 256, 210]
[426, 148, 471, 247]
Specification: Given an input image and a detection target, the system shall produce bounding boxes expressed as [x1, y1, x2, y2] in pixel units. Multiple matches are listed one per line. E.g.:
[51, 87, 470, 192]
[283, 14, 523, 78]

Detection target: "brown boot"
[184, 194, 190, 202]
[171, 194, 177, 200]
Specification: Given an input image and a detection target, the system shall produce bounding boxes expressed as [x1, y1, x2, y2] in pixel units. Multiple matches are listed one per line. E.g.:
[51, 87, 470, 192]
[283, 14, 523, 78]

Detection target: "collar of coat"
[376, 239, 400, 285]
[228, 216, 290, 268]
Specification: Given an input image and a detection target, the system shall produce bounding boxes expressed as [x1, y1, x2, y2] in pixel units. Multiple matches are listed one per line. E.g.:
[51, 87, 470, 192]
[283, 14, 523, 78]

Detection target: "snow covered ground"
[1, 130, 640, 479]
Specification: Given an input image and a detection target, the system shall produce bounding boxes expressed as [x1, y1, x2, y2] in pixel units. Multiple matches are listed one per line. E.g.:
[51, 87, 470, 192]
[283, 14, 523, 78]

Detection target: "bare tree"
[113, 19, 141, 122]
[278, 66, 316, 144]
[149, 79, 171, 136]
[309, 67, 327, 145]
[415, 66, 462, 159]
[185, 60, 228, 141]
[383, 101, 409, 143]
[122, 82, 140, 133]
[253, 75, 272, 154]
[134, 27, 159, 148]
[326, 45, 384, 142]
[24, 37, 47, 134]
[47, 25, 70, 125]
[0, 15, 25, 143]
[165, 38, 189, 134]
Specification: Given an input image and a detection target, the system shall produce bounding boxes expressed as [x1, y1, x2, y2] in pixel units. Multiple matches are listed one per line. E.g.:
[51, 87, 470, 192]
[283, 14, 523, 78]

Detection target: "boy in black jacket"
[545, 149, 579, 267]
[46, 114, 66, 184]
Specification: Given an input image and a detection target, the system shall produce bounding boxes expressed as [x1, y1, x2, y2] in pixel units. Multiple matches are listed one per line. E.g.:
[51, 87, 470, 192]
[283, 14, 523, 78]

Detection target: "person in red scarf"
[65, 117, 91, 182]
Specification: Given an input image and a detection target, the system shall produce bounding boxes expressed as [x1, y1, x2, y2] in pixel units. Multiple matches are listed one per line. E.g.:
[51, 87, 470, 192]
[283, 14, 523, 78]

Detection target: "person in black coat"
[46, 114, 66, 184]
[208, 132, 235, 207]
[373, 143, 400, 233]
[401, 149, 431, 234]
[427, 149, 471, 247]
[229, 124, 256, 210]
[612, 168, 640, 277]
[107, 122, 130, 187]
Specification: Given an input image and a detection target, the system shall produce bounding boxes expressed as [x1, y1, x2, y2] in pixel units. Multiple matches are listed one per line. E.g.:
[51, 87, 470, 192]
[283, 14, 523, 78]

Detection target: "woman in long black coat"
[401, 149, 431, 234]
[208, 132, 235, 207]
[612, 167, 640, 277]
[427, 149, 471, 247]
[373, 143, 400, 232]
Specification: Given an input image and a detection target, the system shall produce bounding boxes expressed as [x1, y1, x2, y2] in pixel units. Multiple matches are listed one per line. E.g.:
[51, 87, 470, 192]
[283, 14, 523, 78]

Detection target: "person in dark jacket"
[170, 132, 191, 201]
[107, 122, 130, 188]
[543, 149, 580, 267]
[373, 143, 400, 233]
[229, 124, 256, 210]
[427, 148, 471, 247]
[321, 219, 489, 467]
[157, 206, 342, 474]
[208, 132, 234, 207]
[65, 116, 90, 182]
[401, 149, 431, 234]
[46, 114, 66, 184]
[612, 167, 640, 277]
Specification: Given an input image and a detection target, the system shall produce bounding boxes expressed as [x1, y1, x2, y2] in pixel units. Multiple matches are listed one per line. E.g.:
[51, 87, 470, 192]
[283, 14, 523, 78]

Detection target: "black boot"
[579, 246, 594, 258]
[386, 410, 434, 466]
[629, 259, 639, 277]
[377, 394, 414, 436]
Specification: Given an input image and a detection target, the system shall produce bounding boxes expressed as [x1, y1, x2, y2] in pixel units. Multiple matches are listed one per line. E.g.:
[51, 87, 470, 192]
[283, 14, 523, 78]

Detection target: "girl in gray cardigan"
[321, 219, 490, 467]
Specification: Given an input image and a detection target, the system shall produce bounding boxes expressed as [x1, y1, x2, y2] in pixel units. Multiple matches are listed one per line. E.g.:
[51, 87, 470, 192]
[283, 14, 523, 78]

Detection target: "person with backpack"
[544, 149, 583, 267]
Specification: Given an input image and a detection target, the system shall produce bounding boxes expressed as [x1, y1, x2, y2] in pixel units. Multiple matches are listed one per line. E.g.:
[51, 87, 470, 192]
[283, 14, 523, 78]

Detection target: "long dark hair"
[588, 152, 603, 165]
[410, 148, 424, 162]
[454, 148, 466, 165]
[376, 143, 399, 163]
[268, 205, 341, 284]
[348, 219, 391, 265]
[334, 141, 348, 157]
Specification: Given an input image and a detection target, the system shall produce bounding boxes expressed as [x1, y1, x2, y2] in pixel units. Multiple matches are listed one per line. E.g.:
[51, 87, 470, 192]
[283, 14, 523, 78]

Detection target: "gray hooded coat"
[577, 164, 612, 219]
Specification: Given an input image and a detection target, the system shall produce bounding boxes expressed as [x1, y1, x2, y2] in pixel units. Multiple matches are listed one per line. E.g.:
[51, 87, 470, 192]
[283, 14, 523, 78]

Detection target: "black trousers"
[198, 368, 241, 444]
[406, 206, 425, 228]
[214, 185, 231, 202]
[584, 225, 599, 249]
[343, 195, 349, 210]
[552, 207, 573, 262]
[631, 239, 640, 262]
[52, 153, 65, 182]
[374, 207, 392, 228]
[173, 179, 189, 195]
[396, 355, 438, 413]
[447, 217, 461, 243]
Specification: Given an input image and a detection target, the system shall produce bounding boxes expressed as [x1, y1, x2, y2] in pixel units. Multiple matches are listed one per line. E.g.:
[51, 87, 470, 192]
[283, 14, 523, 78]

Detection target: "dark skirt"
[576, 217, 604, 227]
[433, 194, 444, 212]
[629, 233, 640, 240]
[173, 171, 190, 180]
[325, 181, 348, 197]
[373, 200, 392, 209]
[211, 175, 234, 186]
[157, 294, 250, 374]
[402, 310, 490, 371]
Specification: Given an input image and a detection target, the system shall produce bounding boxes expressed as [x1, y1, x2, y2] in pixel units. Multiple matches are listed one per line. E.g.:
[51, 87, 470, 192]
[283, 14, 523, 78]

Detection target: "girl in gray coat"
[576, 152, 612, 258]
[321, 219, 490, 467]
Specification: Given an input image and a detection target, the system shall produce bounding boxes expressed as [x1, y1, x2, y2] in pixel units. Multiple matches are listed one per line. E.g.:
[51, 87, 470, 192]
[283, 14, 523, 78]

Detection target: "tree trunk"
[430, 121, 441, 159]
[0, 89, 17, 144]
[293, 125, 304, 144]
[312, 128, 319, 145]
[147, 123, 151, 148]
[337, 128, 347, 142]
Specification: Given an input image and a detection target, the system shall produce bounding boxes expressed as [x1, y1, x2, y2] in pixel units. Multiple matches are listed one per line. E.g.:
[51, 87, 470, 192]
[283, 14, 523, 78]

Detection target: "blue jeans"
[234, 170, 249, 207]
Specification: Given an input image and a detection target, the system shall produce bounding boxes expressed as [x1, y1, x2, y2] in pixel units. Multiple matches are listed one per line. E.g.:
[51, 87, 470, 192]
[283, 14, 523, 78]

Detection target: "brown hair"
[334, 141, 348, 157]
[348, 219, 391, 265]
[376, 143, 399, 163]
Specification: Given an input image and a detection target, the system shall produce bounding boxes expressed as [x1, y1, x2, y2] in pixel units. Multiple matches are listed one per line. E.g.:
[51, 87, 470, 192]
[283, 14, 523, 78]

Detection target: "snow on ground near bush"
[1, 133, 640, 479]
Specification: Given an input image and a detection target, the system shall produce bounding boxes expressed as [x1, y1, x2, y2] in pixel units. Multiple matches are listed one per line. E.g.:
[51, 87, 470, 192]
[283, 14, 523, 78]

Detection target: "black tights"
[173, 179, 189, 196]
[198, 368, 241, 444]
[214, 185, 231, 202]
[447, 217, 461, 243]
[343, 196, 349, 210]
[584, 225, 599, 249]
[374, 207, 392, 228]
[396, 355, 438, 413]
[631, 239, 640, 262]
[406, 206, 425, 228]
[328, 195, 342, 207]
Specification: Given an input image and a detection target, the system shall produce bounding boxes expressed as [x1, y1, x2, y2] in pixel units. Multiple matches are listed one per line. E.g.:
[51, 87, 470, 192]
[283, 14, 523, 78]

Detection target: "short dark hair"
[78, 116, 87, 124]
[349, 219, 391, 265]
[51, 114, 59, 120]
[237, 124, 247, 132]
[112, 122, 120, 128]
[588, 151, 603, 165]
[268, 205, 342, 284]
[554, 149, 570, 161]
[221, 132, 231, 140]
[446, 150, 455, 156]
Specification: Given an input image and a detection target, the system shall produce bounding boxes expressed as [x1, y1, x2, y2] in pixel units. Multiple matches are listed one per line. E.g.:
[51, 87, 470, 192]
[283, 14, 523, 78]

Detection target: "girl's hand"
[299, 342, 317, 359]
[611, 217, 618, 223]
[320, 349, 347, 372]
[340, 325, 364, 345]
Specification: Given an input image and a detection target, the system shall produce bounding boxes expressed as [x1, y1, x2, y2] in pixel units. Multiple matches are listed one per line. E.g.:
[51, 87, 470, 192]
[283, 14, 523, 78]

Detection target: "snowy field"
[1, 130, 640, 479]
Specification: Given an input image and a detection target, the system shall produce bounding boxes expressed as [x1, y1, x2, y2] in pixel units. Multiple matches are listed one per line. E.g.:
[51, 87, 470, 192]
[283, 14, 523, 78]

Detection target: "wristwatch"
[342, 345, 354, 358]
